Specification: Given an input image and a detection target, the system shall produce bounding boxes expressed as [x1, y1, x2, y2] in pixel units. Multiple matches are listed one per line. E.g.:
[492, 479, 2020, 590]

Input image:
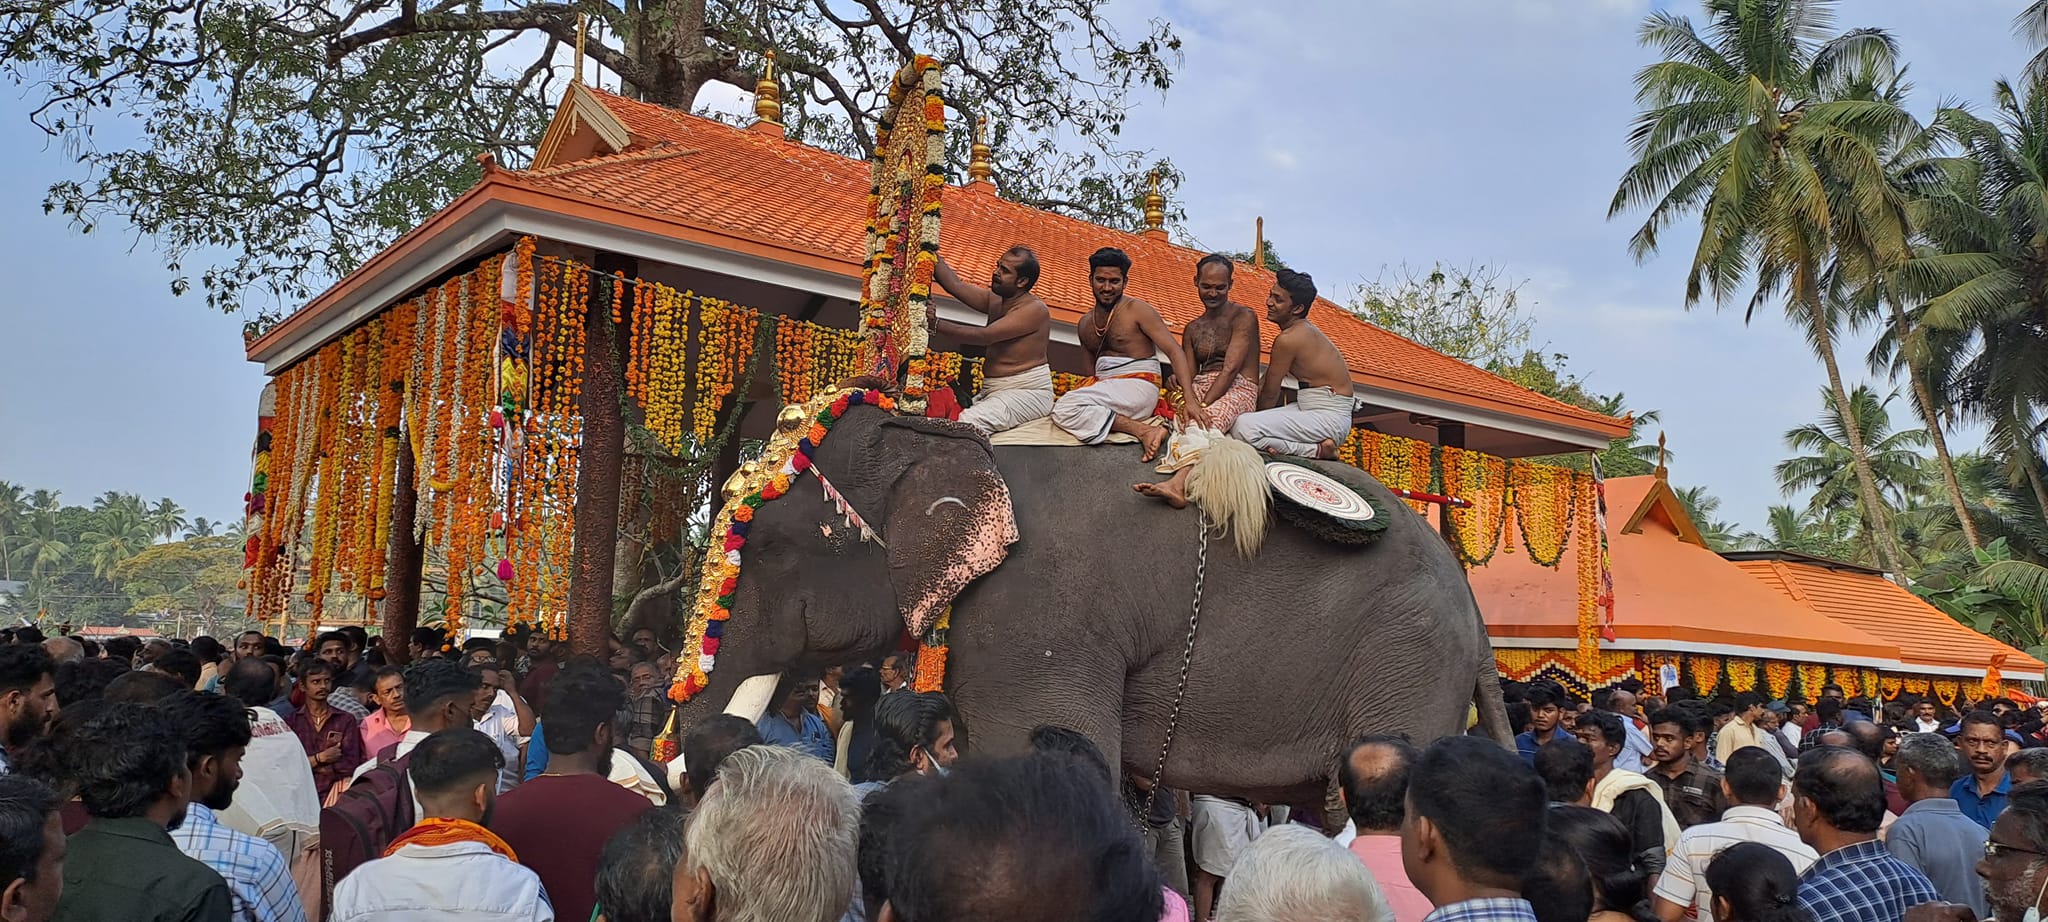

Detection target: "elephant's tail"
[1188, 437, 1269, 557]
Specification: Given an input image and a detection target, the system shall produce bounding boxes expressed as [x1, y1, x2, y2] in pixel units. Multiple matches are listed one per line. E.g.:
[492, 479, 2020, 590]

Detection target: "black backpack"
[319, 743, 414, 913]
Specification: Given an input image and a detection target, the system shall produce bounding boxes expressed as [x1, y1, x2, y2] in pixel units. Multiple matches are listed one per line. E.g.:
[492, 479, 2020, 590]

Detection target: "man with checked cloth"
[1051, 247, 1211, 456]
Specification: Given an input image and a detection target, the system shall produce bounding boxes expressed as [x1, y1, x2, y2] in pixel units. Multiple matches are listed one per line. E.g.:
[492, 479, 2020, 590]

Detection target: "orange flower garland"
[1441, 447, 1507, 566]
[1797, 664, 1827, 697]
[1725, 658, 1757, 693]
[1691, 655, 1723, 694]
[1765, 661, 1794, 698]
[1575, 470, 1601, 673]
[1511, 462, 1576, 567]
[858, 55, 944, 410]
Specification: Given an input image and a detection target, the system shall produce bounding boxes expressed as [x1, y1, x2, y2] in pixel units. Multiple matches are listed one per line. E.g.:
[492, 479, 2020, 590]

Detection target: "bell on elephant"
[776, 403, 811, 434]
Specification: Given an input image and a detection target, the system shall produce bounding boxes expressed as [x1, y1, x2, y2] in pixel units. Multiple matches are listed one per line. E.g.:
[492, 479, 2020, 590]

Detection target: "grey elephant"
[677, 406, 1511, 804]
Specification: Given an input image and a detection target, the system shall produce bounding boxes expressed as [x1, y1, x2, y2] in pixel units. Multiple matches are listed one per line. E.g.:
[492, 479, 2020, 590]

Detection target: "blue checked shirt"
[1423, 897, 1539, 922]
[1797, 839, 1941, 922]
[168, 802, 308, 922]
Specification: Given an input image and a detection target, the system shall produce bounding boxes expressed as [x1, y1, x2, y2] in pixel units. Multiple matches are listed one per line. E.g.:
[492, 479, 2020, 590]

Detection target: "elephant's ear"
[874, 416, 1018, 637]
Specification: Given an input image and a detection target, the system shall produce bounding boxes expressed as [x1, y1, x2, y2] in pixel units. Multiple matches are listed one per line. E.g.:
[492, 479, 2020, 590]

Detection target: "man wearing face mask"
[490, 666, 651, 922]
[1906, 781, 2048, 922]
[854, 692, 960, 795]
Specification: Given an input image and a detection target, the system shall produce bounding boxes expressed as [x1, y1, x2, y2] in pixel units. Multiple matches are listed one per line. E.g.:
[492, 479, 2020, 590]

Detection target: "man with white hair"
[39, 637, 82, 666]
[1216, 825, 1392, 922]
[672, 744, 860, 922]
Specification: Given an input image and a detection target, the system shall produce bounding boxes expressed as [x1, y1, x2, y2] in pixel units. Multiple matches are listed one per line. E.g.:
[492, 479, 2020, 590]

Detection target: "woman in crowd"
[1703, 843, 1814, 922]
[1549, 805, 1658, 922]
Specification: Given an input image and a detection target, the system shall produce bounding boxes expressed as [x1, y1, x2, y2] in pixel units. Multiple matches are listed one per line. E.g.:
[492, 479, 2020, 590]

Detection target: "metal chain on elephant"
[1135, 511, 1211, 827]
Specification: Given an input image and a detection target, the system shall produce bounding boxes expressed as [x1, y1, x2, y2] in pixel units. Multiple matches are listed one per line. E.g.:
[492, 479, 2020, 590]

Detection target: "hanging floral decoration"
[1441, 447, 1508, 566]
[1725, 658, 1758, 693]
[1765, 661, 1795, 698]
[913, 606, 952, 693]
[1904, 677, 1929, 696]
[1934, 679, 1960, 707]
[1831, 667, 1860, 699]
[242, 383, 276, 583]
[1511, 462, 1577, 567]
[859, 55, 944, 412]
[1797, 664, 1827, 697]
[1494, 648, 1638, 697]
[671, 387, 899, 705]
[1689, 655, 1722, 696]
[1575, 468, 1602, 673]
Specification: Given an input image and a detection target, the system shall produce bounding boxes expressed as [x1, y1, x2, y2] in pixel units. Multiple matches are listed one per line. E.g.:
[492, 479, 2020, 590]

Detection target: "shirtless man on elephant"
[1232, 269, 1355, 460]
[1052, 247, 1211, 459]
[1135, 253, 1261, 508]
[930, 247, 1054, 436]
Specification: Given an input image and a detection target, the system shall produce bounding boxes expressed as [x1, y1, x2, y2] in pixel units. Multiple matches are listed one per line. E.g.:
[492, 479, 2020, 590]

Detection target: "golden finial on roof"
[1253, 216, 1265, 269]
[754, 50, 783, 127]
[968, 116, 993, 184]
[1655, 431, 1668, 480]
[1143, 170, 1165, 234]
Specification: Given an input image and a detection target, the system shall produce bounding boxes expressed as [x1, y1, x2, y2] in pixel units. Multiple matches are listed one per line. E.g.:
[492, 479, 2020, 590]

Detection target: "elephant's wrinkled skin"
[677, 406, 1510, 804]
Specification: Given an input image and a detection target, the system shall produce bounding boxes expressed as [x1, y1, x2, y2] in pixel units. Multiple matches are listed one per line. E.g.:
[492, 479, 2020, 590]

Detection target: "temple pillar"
[566, 254, 634, 656]
[381, 431, 424, 663]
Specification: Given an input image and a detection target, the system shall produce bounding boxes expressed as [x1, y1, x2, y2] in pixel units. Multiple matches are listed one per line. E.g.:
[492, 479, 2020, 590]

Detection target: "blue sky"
[0, 0, 2031, 533]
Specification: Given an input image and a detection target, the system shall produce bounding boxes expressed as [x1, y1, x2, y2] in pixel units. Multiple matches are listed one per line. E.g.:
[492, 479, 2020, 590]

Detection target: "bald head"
[1337, 734, 1418, 834]
[41, 636, 83, 665]
[1794, 746, 1886, 834]
[1842, 720, 1885, 762]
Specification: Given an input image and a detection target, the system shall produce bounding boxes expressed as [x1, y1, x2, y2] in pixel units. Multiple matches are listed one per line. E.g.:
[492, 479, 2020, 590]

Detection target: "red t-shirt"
[490, 773, 654, 922]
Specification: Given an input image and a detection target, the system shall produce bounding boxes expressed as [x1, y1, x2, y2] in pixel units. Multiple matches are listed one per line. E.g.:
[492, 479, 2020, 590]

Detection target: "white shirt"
[1915, 717, 1944, 733]
[475, 692, 523, 793]
[1615, 713, 1655, 774]
[1654, 805, 1819, 922]
[331, 840, 553, 922]
[220, 706, 321, 842]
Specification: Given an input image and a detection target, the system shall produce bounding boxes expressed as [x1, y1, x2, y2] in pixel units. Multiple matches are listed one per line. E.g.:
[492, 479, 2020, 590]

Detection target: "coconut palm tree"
[1775, 385, 1929, 563]
[146, 498, 187, 543]
[1674, 485, 1741, 550]
[0, 481, 23, 581]
[1611, 0, 1918, 574]
[1892, 82, 2048, 524]
[184, 517, 218, 539]
[80, 504, 152, 588]
[16, 509, 70, 580]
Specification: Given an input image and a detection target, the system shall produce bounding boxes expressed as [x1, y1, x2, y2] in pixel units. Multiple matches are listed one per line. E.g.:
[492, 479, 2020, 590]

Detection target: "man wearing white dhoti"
[1230, 268, 1355, 459]
[931, 248, 1055, 436]
[1051, 247, 1210, 458]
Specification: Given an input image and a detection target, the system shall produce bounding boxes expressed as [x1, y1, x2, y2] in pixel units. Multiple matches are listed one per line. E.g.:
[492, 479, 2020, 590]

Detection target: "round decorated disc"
[1266, 462, 1376, 521]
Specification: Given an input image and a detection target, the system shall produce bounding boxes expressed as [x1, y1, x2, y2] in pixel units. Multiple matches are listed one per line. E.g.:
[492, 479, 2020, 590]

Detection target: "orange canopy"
[1728, 554, 2045, 681]
[1468, 475, 1898, 667]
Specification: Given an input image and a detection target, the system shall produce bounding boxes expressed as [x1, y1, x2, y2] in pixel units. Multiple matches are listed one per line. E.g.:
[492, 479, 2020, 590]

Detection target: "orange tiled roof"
[1467, 476, 1899, 664]
[507, 88, 1627, 439]
[1730, 557, 2045, 678]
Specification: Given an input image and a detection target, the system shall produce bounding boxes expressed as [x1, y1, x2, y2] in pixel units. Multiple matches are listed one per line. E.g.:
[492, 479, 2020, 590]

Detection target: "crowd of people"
[4, 623, 2048, 922]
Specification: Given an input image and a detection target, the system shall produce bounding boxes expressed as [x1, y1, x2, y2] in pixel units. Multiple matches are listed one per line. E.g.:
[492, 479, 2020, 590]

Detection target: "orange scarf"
[383, 817, 519, 862]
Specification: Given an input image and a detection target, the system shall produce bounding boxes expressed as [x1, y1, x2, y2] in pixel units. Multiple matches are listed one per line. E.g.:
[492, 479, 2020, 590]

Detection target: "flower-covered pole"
[567, 258, 631, 656]
[381, 432, 424, 663]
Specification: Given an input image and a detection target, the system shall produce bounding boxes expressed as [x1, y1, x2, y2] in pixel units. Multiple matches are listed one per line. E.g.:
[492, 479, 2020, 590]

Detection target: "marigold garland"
[1933, 679, 1959, 707]
[913, 606, 952, 693]
[1690, 655, 1723, 695]
[858, 55, 944, 410]
[1511, 462, 1576, 567]
[1765, 661, 1794, 698]
[1797, 664, 1827, 697]
[1441, 447, 1507, 567]
[1725, 658, 1758, 694]
[1575, 468, 1602, 673]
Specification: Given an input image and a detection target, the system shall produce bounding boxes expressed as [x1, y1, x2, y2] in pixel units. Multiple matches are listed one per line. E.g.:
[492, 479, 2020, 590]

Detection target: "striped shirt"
[1654, 806, 1818, 922]
[167, 802, 308, 922]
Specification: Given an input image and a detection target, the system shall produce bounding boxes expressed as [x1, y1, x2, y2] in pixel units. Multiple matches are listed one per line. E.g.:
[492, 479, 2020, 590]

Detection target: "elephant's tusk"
[925, 496, 966, 516]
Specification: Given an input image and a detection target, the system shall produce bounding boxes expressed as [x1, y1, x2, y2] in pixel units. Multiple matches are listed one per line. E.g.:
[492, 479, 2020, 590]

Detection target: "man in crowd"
[872, 752, 1163, 922]
[929, 249, 1055, 437]
[39, 636, 82, 667]
[1955, 710, 2014, 828]
[878, 654, 913, 696]
[232, 631, 266, 666]
[1051, 247, 1212, 458]
[1653, 748, 1816, 922]
[352, 659, 481, 782]
[1647, 707, 1726, 830]
[1592, 686, 1655, 773]
[1229, 268, 1353, 459]
[53, 702, 233, 922]
[330, 729, 548, 922]
[621, 662, 665, 762]
[159, 691, 307, 922]
[1574, 710, 1678, 876]
[1910, 699, 1944, 734]
[680, 715, 760, 806]
[1515, 682, 1571, 765]
[0, 775, 64, 922]
[757, 673, 835, 764]
[1135, 253, 1265, 508]
[593, 806, 686, 922]
[1402, 735, 1547, 922]
[859, 692, 958, 790]
[0, 645, 56, 776]
[285, 660, 363, 800]
[492, 667, 652, 922]
[1715, 692, 1770, 764]
[1802, 685, 1871, 731]
[360, 665, 410, 755]
[1535, 736, 1596, 806]
[1793, 746, 1938, 922]
[674, 744, 859, 922]
[1339, 733, 1431, 922]
[1841, 720, 1910, 816]
[2008, 748, 2048, 786]
[1887, 732, 1990, 918]
[215, 655, 320, 897]
[470, 664, 524, 793]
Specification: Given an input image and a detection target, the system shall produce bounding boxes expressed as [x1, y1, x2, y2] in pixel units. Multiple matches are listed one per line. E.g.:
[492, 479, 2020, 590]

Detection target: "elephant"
[676, 404, 1512, 806]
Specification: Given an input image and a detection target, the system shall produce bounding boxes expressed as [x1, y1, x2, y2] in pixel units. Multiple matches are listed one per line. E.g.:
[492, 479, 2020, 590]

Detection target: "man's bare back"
[1269, 322, 1352, 398]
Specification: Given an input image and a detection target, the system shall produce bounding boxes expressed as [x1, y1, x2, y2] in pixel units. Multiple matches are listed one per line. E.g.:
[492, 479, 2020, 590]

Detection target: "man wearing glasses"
[1906, 782, 2048, 922]
[1956, 711, 2017, 829]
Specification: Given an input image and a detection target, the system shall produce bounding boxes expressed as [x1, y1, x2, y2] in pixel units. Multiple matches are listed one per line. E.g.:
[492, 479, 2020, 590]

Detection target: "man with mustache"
[163, 691, 308, 922]
[0, 645, 57, 776]
[1052, 247, 1211, 459]
[931, 248, 1054, 436]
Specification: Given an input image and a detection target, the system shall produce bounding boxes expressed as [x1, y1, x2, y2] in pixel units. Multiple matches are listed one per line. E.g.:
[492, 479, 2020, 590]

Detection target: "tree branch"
[328, 3, 577, 65]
